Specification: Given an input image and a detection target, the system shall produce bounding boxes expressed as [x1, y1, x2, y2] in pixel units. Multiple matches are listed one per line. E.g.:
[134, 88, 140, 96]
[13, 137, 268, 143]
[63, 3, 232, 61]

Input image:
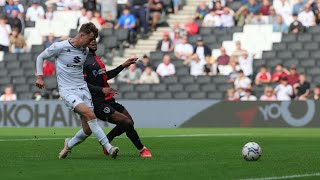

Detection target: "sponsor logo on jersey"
[73, 56, 81, 63]
[92, 68, 106, 77]
[103, 107, 110, 113]
[67, 64, 82, 68]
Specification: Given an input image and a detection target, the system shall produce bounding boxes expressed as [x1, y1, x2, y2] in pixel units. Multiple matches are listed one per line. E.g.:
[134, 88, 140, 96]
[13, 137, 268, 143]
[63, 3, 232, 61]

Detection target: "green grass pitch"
[0, 128, 320, 180]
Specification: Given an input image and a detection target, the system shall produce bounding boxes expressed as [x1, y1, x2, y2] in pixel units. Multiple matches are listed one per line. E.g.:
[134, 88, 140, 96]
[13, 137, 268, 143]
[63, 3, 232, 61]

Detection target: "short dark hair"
[79, 22, 98, 38]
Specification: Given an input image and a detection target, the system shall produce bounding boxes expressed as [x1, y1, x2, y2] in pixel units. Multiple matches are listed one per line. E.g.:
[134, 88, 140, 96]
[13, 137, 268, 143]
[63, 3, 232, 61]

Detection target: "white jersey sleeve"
[36, 42, 63, 75]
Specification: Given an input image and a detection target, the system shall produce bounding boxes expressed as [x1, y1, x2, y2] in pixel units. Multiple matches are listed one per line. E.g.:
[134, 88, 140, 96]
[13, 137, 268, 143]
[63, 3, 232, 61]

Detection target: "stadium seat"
[176, 67, 190, 76]
[277, 51, 292, 59]
[69, 29, 78, 37]
[267, 58, 283, 67]
[199, 27, 212, 36]
[297, 34, 312, 42]
[293, 50, 309, 59]
[18, 92, 33, 100]
[18, 53, 33, 61]
[310, 51, 320, 58]
[99, 29, 114, 37]
[217, 84, 233, 92]
[304, 42, 319, 50]
[104, 36, 118, 49]
[162, 76, 178, 84]
[201, 84, 216, 92]
[6, 61, 20, 69]
[95, 44, 106, 57]
[150, 51, 164, 61]
[287, 42, 303, 51]
[173, 92, 189, 99]
[151, 84, 167, 92]
[123, 92, 139, 99]
[282, 34, 297, 42]
[168, 84, 184, 92]
[195, 76, 212, 84]
[190, 92, 206, 99]
[188, 35, 202, 45]
[203, 35, 217, 44]
[45, 77, 58, 89]
[12, 77, 26, 84]
[0, 69, 8, 77]
[227, 26, 243, 33]
[140, 92, 156, 99]
[25, 70, 36, 77]
[31, 45, 44, 54]
[262, 51, 276, 59]
[212, 28, 227, 35]
[0, 78, 11, 85]
[9, 70, 24, 77]
[300, 59, 316, 67]
[283, 59, 299, 67]
[25, 21, 36, 28]
[3, 53, 18, 61]
[115, 29, 129, 42]
[207, 92, 223, 99]
[179, 75, 195, 84]
[212, 76, 228, 83]
[217, 35, 232, 42]
[227, 1, 243, 11]
[15, 84, 30, 93]
[119, 84, 134, 92]
[156, 92, 172, 99]
[184, 84, 200, 92]
[171, 60, 184, 68]
[135, 84, 151, 92]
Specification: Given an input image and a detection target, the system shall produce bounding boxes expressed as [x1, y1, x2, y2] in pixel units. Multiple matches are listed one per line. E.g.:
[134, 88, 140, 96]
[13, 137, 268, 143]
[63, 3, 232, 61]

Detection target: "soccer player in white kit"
[35, 22, 119, 159]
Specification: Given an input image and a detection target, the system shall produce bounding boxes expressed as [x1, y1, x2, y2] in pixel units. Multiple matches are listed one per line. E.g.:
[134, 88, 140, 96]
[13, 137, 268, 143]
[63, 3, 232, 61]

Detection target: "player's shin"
[125, 125, 144, 150]
[67, 129, 90, 150]
[87, 119, 114, 153]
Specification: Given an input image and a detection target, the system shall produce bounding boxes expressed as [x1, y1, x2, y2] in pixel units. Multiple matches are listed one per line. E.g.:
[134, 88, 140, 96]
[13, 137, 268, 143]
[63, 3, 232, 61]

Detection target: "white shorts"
[59, 87, 93, 111]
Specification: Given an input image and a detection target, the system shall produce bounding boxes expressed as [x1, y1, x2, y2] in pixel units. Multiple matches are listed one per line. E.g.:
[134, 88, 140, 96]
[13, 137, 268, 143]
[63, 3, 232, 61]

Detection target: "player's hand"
[36, 76, 45, 89]
[122, 58, 138, 68]
[102, 87, 119, 95]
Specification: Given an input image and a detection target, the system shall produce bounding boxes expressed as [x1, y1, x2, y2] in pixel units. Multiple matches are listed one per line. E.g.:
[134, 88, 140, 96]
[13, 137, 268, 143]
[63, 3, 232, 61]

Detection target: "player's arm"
[35, 42, 62, 89]
[106, 57, 138, 80]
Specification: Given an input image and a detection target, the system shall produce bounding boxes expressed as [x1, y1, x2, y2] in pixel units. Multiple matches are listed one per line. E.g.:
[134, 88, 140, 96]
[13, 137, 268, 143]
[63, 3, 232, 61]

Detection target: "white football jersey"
[42, 40, 89, 90]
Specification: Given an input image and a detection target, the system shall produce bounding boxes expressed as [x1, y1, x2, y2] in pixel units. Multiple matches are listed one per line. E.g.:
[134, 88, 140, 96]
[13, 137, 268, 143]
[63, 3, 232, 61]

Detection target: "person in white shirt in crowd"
[298, 4, 316, 27]
[220, 7, 234, 27]
[274, 77, 293, 101]
[156, 54, 176, 77]
[64, 0, 83, 10]
[0, 86, 17, 101]
[0, 16, 12, 52]
[140, 66, 160, 84]
[79, 10, 102, 31]
[13, 0, 24, 14]
[238, 51, 254, 79]
[231, 41, 246, 59]
[274, 0, 293, 22]
[202, 9, 221, 27]
[240, 89, 257, 101]
[26, 0, 45, 22]
[226, 59, 241, 83]
[260, 86, 277, 101]
[250, 12, 267, 25]
[183, 56, 206, 77]
[234, 70, 252, 97]
[156, 32, 173, 52]
[45, 5, 56, 20]
[77, 8, 88, 28]
[190, 36, 212, 62]
[117, 63, 142, 84]
[174, 36, 193, 60]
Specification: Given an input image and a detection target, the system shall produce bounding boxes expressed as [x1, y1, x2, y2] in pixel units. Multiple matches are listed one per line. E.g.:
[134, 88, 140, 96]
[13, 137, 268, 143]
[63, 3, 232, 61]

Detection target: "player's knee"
[123, 117, 133, 127]
[83, 128, 92, 136]
[83, 110, 96, 120]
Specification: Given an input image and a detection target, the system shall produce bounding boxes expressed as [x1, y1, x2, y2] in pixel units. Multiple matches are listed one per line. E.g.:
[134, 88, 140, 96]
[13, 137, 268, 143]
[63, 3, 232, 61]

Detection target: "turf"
[0, 128, 320, 180]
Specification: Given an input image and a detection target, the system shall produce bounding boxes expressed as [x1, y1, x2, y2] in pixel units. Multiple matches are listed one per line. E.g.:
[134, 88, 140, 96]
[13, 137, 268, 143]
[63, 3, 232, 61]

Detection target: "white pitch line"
[0, 133, 250, 142]
[240, 173, 320, 180]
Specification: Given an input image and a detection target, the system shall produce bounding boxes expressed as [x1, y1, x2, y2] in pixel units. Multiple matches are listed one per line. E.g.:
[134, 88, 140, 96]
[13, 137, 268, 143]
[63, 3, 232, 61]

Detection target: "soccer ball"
[242, 142, 262, 161]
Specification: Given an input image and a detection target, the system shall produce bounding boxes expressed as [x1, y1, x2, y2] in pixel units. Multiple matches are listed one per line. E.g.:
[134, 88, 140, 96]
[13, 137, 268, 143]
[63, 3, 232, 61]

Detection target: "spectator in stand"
[9, 27, 26, 53]
[196, 1, 209, 20]
[93, 11, 105, 27]
[45, 5, 56, 21]
[0, 86, 17, 101]
[80, 10, 102, 30]
[202, 9, 221, 27]
[118, 63, 142, 84]
[26, 0, 45, 22]
[311, 85, 320, 100]
[32, 91, 42, 101]
[7, 9, 23, 33]
[172, 0, 180, 14]
[0, 16, 11, 52]
[234, 70, 252, 97]
[221, 7, 234, 27]
[190, 36, 211, 62]
[137, 55, 154, 71]
[313, 0, 320, 24]
[260, 86, 277, 101]
[115, 8, 136, 31]
[4, 0, 20, 18]
[247, 0, 260, 15]
[131, 0, 149, 38]
[156, 32, 173, 52]
[65, 0, 82, 10]
[174, 36, 193, 60]
[298, 4, 316, 27]
[149, 0, 163, 32]
[260, 0, 270, 15]
[226, 60, 240, 83]
[213, 1, 224, 16]
[140, 66, 160, 84]
[105, 13, 115, 29]
[274, 77, 293, 101]
[184, 16, 199, 35]
[231, 41, 246, 59]
[204, 57, 216, 76]
[289, 13, 305, 33]
[268, 6, 277, 24]
[43, 59, 55, 76]
[77, 8, 87, 28]
[183, 57, 206, 76]
[44, 33, 57, 49]
[255, 65, 271, 85]
[170, 22, 185, 39]
[287, 65, 300, 86]
[235, 6, 250, 26]
[250, 12, 267, 25]
[240, 89, 257, 101]
[171, 29, 182, 47]
[272, 64, 288, 83]
[273, 15, 288, 33]
[274, 0, 293, 19]
[156, 54, 176, 77]
[238, 51, 254, 78]
[294, 73, 310, 100]
[13, 0, 24, 14]
[293, 0, 306, 15]
[216, 47, 230, 66]
[226, 88, 239, 101]
[83, 0, 96, 11]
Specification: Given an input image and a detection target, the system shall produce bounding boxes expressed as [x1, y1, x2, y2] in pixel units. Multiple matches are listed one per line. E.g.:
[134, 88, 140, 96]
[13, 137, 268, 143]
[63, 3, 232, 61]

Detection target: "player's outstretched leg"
[58, 117, 91, 159]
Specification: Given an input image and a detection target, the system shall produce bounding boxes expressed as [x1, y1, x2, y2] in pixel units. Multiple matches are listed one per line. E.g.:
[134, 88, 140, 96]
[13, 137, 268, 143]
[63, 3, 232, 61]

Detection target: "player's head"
[78, 22, 98, 47]
[88, 38, 97, 52]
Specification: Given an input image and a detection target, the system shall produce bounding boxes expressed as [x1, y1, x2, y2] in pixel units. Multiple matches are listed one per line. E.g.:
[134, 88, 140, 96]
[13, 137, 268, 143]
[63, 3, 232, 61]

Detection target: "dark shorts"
[94, 98, 125, 122]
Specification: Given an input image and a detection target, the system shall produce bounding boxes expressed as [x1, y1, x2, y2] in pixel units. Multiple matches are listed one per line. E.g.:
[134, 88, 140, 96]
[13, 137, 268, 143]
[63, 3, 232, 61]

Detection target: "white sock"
[67, 129, 89, 150]
[87, 119, 113, 152]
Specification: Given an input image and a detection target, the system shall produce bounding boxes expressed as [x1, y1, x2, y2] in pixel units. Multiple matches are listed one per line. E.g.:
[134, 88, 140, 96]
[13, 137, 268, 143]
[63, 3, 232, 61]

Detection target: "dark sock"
[125, 126, 144, 150]
[107, 125, 125, 142]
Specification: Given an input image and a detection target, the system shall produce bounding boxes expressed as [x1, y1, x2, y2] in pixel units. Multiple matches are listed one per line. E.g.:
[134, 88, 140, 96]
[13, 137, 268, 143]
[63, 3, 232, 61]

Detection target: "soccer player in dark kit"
[83, 39, 152, 157]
